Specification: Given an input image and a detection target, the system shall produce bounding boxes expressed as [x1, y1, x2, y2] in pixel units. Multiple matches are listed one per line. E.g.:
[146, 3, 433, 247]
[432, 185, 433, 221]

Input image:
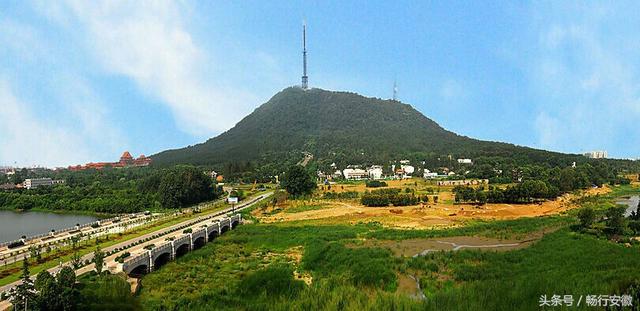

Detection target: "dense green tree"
[70, 251, 82, 270]
[157, 166, 217, 208]
[281, 165, 316, 197]
[56, 266, 76, 311]
[10, 258, 36, 311]
[34, 271, 60, 311]
[605, 207, 626, 235]
[577, 207, 596, 229]
[93, 246, 105, 275]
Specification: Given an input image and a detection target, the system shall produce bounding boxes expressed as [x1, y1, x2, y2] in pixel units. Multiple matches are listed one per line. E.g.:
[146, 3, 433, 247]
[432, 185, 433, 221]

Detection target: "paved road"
[0, 192, 272, 310]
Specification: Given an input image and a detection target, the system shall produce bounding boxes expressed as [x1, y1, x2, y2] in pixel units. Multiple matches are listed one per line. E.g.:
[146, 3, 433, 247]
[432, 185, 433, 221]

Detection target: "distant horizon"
[2, 2, 640, 166]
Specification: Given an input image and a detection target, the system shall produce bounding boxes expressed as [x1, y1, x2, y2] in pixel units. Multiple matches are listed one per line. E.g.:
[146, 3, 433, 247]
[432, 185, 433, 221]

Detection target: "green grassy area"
[132, 210, 640, 311]
[76, 186, 639, 310]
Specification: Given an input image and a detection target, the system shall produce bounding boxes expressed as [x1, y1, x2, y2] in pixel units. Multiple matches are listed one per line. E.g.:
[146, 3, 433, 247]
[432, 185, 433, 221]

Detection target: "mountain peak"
[151, 86, 575, 173]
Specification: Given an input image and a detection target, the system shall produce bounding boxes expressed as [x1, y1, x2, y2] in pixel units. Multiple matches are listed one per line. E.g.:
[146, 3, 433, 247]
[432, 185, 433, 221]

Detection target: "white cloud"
[51, 0, 256, 136]
[0, 79, 90, 167]
[527, 3, 640, 156]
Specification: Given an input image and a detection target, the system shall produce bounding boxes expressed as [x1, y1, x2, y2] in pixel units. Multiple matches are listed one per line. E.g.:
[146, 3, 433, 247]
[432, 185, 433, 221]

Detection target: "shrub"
[8, 241, 25, 249]
[237, 264, 305, 298]
[323, 191, 359, 200]
[390, 194, 419, 206]
[361, 194, 390, 207]
[115, 252, 131, 263]
[577, 207, 596, 229]
[365, 180, 387, 188]
[302, 241, 396, 290]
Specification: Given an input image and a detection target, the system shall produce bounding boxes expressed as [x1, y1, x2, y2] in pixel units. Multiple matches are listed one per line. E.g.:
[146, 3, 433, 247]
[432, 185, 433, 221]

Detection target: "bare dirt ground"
[254, 186, 611, 229]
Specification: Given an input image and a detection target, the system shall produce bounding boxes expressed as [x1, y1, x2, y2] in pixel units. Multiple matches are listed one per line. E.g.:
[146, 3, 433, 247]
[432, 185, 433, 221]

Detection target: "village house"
[367, 165, 384, 180]
[343, 168, 368, 180]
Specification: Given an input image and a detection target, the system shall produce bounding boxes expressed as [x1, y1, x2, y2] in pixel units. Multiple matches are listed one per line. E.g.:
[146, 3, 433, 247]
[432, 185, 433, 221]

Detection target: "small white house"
[367, 165, 384, 180]
[343, 168, 368, 180]
[401, 165, 415, 175]
[457, 159, 473, 164]
[423, 169, 438, 179]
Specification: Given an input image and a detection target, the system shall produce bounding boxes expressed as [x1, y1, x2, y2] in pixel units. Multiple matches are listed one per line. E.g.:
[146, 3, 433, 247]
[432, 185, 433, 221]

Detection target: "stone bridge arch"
[122, 252, 150, 278]
[172, 235, 191, 258]
[207, 223, 220, 241]
[149, 243, 173, 270]
[220, 218, 231, 233]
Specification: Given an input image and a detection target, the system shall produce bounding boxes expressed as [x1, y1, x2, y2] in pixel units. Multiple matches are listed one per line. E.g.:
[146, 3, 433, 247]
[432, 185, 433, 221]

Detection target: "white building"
[583, 151, 607, 159]
[343, 168, 368, 180]
[423, 169, 438, 179]
[399, 160, 410, 165]
[401, 165, 415, 175]
[24, 178, 53, 190]
[367, 166, 384, 180]
[457, 158, 473, 164]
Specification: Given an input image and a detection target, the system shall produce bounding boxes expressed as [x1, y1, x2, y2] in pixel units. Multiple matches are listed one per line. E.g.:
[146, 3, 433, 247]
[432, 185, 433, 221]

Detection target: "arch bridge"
[120, 214, 242, 277]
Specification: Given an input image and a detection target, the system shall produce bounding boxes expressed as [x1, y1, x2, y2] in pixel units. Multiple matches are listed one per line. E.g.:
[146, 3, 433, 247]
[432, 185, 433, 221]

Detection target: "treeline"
[0, 166, 222, 213]
[365, 180, 387, 188]
[467, 162, 631, 187]
[454, 165, 631, 204]
[454, 181, 555, 204]
[361, 188, 436, 207]
[138, 165, 223, 209]
[0, 183, 156, 213]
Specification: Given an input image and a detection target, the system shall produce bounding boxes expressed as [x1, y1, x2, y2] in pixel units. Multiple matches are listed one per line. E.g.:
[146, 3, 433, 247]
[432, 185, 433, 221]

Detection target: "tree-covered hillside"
[151, 87, 637, 178]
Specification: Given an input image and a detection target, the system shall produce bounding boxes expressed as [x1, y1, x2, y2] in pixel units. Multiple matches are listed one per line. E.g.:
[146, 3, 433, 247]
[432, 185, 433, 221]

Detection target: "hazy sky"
[1, 1, 639, 167]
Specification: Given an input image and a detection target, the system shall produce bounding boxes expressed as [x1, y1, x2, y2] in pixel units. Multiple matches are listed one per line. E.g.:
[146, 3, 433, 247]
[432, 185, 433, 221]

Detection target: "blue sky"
[1, 1, 639, 167]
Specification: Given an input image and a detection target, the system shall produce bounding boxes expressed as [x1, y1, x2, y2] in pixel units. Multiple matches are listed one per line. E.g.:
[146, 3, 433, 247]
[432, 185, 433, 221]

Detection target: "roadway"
[0, 192, 272, 310]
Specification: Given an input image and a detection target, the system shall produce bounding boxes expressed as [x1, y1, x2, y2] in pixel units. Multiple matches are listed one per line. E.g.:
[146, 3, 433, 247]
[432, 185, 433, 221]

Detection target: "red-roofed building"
[68, 151, 151, 171]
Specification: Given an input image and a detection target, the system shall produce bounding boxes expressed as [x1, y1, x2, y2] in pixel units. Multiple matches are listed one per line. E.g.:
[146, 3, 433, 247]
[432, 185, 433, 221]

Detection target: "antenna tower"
[301, 22, 309, 90]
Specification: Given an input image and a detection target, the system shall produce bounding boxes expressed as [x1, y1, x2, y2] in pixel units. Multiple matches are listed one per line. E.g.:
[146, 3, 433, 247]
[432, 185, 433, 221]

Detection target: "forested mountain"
[151, 87, 634, 177]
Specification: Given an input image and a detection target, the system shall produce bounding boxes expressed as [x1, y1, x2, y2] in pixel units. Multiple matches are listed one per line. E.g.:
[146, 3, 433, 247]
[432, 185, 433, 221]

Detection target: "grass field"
[76, 184, 639, 310]
[134, 211, 640, 310]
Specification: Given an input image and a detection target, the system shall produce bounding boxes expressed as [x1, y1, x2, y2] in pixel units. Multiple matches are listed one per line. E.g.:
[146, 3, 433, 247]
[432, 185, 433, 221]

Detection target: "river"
[0, 210, 98, 243]
[616, 195, 640, 217]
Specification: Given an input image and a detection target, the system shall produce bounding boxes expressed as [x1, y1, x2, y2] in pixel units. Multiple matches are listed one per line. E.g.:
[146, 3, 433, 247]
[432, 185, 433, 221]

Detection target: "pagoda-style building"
[68, 151, 151, 171]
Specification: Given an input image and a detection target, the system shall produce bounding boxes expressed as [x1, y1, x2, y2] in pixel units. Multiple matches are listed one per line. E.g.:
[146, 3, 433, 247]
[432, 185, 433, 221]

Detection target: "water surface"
[0, 210, 98, 243]
[616, 195, 639, 217]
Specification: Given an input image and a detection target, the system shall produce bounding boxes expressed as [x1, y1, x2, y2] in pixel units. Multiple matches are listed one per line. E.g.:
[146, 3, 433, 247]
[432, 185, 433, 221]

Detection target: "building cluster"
[583, 151, 608, 159]
[436, 179, 488, 186]
[24, 178, 65, 189]
[68, 151, 151, 171]
[0, 178, 65, 190]
[318, 158, 470, 182]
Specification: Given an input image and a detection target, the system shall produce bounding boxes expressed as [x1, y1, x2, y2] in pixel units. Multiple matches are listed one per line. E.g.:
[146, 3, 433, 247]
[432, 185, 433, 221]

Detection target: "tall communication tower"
[393, 80, 398, 101]
[301, 21, 309, 90]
